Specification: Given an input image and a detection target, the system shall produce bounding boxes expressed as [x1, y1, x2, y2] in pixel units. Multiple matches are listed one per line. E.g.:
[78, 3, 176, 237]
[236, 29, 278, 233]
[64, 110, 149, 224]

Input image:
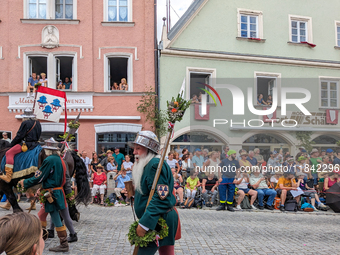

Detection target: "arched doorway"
[243, 133, 290, 161]
[170, 131, 225, 154]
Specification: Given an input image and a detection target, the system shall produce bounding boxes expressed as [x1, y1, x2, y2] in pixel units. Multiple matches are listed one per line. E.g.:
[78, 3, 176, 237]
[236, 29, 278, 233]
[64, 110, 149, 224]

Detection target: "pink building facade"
[0, 0, 156, 154]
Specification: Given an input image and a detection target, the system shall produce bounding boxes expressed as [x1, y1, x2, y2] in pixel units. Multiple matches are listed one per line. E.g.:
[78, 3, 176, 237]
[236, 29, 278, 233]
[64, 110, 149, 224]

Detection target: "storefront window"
[312, 135, 338, 144]
[97, 132, 136, 155]
[244, 134, 286, 144]
[39, 132, 77, 149]
[171, 131, 225, 153]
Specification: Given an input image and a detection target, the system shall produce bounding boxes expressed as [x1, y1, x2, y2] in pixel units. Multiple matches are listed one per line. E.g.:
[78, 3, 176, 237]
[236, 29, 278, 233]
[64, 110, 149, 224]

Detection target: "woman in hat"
[90, 164, 107, 205]
[296, 172, 327, 211]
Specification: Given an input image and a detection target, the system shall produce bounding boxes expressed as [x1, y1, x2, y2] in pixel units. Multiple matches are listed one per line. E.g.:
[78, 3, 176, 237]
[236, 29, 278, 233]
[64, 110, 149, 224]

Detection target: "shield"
[326, 182, 340, 213]
[157, 184, 169, 200]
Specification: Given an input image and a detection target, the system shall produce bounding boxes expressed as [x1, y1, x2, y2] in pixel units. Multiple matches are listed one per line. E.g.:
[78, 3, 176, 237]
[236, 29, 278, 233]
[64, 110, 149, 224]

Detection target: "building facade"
[159, 0, 340, 157]
[0, 0, 156, 154]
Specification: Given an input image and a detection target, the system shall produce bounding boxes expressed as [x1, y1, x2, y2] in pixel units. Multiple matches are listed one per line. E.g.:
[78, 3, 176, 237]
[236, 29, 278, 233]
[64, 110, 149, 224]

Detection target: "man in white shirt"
[81, 150, 91, 177]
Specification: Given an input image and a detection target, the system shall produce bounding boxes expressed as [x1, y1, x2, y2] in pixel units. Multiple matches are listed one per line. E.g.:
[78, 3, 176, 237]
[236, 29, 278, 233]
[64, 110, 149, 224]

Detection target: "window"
[254, 72, 281, 106]
[97, 132, 136, 156]
[25, 0, 76, 20]
[56, 56, 74, 90]
[237, 9, 263, 39]
[29, 0, 46, 19]
[240, 15, 258, 38]
[25, 53, 77, 91]
[108, 57, 128, 90]
[289, 15, 313, 43]
[39, 132, 77, 149]
[107, 0, 129, 22]
[29, 56, 48, 79]
[55, 0, 73, 19]
[320, 80, 338, 108]
[104, 54, 132, 92]
[291, 20, 307, 43]
[190, 73, 212, 103]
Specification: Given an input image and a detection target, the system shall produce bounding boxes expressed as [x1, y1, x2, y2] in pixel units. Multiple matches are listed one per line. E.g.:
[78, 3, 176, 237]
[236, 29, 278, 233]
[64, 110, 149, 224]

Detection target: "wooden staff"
[133, 130, 172, 255]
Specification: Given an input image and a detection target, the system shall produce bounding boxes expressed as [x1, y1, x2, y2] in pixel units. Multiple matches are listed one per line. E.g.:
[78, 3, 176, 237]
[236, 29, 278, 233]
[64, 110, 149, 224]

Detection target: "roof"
[167, 0, 206, 41]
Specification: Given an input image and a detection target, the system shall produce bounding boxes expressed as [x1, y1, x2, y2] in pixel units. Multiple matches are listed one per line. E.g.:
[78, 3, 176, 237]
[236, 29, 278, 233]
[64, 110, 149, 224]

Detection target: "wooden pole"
[133, 129, 172, 255]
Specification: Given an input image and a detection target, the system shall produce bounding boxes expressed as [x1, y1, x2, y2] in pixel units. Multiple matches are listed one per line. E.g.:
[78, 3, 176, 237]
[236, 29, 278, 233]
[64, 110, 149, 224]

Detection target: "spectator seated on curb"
[113, 169, 130, 204]
[275, 171, 301, 212]
[249, 166, 276, 210]
[91, 164, 107, 205]
[185, 170, 201, 206]
[202, 171, 218, 207]
[171, 168, 184, 208]
[234, 172, 258, 211]
[323, 171, 339, 192]
[296, 172, 327, 211]
[270, 167, 283, 189]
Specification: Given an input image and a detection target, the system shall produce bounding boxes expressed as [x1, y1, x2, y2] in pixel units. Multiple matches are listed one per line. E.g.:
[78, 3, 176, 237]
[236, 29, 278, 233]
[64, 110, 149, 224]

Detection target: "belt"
[44, 187, 63, 192]
[165, 207, 174, 214]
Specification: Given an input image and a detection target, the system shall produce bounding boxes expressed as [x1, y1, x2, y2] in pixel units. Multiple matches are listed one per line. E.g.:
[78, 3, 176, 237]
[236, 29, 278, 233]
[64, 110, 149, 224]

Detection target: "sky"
[157, 0, 193, 41]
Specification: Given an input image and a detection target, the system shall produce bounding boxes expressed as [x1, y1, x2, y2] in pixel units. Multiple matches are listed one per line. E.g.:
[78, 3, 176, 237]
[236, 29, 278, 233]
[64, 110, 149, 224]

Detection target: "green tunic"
[24, 154, 66, 213]
[134, 157, 178, 247]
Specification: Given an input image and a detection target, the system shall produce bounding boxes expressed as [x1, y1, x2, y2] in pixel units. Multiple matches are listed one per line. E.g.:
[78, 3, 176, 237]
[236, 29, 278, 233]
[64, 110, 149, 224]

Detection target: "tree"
[137, 86, 168, 139]
[296, 131, 315, 153]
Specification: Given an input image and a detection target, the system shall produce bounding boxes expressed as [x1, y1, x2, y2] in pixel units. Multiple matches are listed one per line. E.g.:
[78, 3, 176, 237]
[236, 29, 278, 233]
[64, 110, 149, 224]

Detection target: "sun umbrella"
[326, 182, 340, 213]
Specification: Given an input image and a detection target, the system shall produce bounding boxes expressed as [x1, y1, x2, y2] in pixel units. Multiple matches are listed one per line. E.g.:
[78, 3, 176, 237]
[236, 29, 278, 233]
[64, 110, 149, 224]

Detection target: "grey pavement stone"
[0, 202, 340, 254]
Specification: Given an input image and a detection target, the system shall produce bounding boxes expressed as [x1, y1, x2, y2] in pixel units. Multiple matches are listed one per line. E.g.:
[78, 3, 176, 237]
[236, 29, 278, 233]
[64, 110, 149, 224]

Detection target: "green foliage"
[336, 140, 340, 147]
[296, 131, 315, 153]
[137, 86, 168, 139]
[66, 190, 75, 207]
[167, 92, 191, 124]
[128, 217, 169, 247]
[59, 132, 75, 142]
[16, 180, 26, 193]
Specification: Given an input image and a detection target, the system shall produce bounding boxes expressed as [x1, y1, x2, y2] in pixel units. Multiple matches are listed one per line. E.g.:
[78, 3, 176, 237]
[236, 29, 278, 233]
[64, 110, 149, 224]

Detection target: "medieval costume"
[132, 131, 181, 255]
[20, 141, 70, 252]
[0, 108, 41, 183]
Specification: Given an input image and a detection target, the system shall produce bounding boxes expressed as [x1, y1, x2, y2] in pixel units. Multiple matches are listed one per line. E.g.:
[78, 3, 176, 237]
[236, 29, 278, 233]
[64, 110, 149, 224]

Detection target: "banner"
[33, 86, 67, 133]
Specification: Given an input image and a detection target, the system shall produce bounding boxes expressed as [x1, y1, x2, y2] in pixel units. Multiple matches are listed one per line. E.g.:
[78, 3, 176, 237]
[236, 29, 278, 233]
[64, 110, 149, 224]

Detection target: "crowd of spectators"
[77, 144, 339, 212]
[165, 145, 337, 212]
[79, 148, 132, 206]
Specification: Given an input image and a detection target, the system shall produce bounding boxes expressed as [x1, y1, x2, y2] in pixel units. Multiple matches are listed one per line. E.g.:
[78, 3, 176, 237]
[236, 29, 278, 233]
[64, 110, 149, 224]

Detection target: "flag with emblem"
[33, 86, 67, 132]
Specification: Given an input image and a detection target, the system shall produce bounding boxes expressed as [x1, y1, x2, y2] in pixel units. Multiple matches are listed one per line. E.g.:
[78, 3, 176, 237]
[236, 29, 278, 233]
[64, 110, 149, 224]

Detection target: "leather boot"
[0, 165, 13, 183]
[41, 221, 48, 241]
[0, 201, 11, 210]
[216, 203, 226, 211]
[26, 201, 36, 210]
[49, 228, 69, 252]
[67, 233, 78, 243]
[48, 229, 55, 238]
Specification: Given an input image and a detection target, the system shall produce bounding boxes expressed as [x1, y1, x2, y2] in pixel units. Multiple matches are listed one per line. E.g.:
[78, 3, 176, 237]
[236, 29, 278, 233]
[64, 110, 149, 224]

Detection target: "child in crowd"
[185, 171, 200, 199]
[106, 156, 117, 173]
[122, 155, 134, 179]
[296, 172, 327, 211]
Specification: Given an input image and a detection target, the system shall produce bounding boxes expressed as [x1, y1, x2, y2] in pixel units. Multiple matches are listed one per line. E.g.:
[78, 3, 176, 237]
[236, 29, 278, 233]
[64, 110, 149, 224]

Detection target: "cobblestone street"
[1, 202, 340, 254]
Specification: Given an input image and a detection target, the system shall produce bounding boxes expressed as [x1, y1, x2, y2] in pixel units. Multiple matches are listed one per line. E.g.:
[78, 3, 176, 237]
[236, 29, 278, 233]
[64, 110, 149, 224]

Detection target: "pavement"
[0, 202, 340, 254]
